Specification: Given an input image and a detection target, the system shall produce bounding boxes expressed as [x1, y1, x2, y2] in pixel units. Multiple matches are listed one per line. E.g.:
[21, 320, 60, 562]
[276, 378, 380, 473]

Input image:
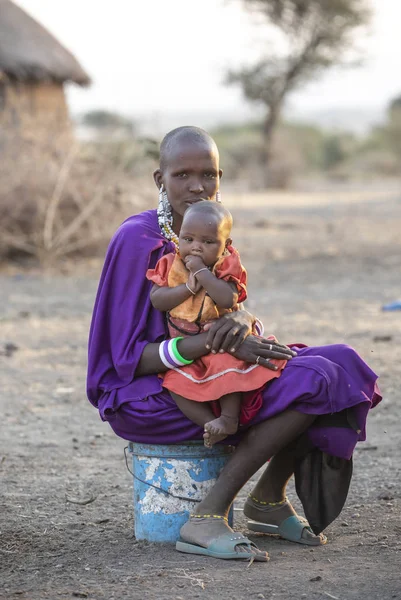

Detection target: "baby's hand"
[184, 254, 206, 273]
[187, 272, 203, 294]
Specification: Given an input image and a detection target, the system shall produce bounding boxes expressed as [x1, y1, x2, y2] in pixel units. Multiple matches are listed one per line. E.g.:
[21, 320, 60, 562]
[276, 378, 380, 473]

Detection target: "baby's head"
[179, 200, 233, 267]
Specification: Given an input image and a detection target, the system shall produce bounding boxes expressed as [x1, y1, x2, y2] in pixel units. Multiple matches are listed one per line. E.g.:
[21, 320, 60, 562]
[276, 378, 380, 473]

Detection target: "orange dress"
[146, 247, 286, 422]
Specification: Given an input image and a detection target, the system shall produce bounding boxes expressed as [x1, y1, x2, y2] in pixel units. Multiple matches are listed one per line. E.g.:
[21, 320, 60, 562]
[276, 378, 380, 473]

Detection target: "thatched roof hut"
[0, 0, 90, 151]
[0, 0, 90, 85]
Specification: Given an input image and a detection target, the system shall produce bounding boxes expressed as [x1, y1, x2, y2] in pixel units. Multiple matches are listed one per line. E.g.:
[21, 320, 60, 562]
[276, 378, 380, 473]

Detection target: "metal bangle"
[185, 282, 196, 295]
[193, 267, 209, 277]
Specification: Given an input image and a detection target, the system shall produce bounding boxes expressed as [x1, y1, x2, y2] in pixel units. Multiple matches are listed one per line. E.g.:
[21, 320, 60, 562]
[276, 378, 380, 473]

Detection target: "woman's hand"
[203, 310, 254, 354]
[231, 335, 297, 370]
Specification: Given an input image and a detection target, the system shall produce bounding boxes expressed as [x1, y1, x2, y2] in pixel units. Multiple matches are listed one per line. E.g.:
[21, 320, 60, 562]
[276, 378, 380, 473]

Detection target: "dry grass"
[0, 137, 156, 266]
[2, 130, 399, 268]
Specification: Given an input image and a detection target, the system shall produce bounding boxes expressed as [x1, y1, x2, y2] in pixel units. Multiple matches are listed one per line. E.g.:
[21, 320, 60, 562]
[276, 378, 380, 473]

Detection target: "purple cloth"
[87, 209, 381, 460]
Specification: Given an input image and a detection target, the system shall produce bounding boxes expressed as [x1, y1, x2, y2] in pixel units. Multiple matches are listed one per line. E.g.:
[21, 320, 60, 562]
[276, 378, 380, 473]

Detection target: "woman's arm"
[136, 328, 296, 377]
[135, 332, 210, 376]
[136, 310, 255, 377]
[150, 282, 194, 312]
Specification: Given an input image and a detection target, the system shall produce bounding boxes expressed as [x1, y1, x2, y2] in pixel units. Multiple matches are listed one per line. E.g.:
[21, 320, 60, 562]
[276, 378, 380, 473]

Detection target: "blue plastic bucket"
[128, 441, 234, 543]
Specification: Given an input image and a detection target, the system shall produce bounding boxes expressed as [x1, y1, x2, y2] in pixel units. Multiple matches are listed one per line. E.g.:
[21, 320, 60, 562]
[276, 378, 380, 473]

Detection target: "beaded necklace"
[157, 185, 179, 249]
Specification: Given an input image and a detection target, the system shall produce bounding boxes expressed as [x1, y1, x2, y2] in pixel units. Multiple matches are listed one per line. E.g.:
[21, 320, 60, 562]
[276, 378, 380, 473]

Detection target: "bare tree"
[381, 94, 401, 164]
[226, 0, 371, 186]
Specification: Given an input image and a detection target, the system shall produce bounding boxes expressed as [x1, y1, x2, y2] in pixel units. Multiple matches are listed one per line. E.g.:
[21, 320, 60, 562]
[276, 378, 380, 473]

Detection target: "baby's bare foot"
[207, 414, 239, 436]
[203, 427, 227, 448]
[203, 415, 239, 447]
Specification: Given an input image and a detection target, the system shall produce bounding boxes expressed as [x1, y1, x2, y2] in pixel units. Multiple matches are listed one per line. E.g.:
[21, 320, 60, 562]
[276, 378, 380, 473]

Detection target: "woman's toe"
[301, 528, 327, 544]
[237, 543, 269, 561]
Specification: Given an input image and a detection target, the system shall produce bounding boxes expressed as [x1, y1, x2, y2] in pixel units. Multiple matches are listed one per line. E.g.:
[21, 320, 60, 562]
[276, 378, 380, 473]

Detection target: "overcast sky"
[14, 0, 401, 126]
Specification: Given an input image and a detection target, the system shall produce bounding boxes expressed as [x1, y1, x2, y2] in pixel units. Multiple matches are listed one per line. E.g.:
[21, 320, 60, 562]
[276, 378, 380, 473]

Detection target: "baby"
[147, 201, 286, 446]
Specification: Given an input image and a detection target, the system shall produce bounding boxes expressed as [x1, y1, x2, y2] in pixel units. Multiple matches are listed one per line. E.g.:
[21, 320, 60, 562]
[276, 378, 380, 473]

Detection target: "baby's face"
[179, 212, 228, 267]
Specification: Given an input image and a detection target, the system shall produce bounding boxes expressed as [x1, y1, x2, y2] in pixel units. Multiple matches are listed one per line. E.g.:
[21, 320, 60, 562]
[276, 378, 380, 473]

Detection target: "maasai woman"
[87, 126, 381, 561]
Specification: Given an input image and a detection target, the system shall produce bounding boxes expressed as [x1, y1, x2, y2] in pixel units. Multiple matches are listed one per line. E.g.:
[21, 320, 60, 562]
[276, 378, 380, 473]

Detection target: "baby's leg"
[169, 390, 215, 427]
[204, 393, 241, 447]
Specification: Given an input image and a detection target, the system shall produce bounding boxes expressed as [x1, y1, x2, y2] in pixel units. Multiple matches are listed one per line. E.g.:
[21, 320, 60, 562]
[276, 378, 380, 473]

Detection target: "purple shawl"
[87, 209, 174, 418]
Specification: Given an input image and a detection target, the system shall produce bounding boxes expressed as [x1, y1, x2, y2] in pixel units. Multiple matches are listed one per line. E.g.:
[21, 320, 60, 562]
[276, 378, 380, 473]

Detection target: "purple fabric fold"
[87, 210, 173, 412]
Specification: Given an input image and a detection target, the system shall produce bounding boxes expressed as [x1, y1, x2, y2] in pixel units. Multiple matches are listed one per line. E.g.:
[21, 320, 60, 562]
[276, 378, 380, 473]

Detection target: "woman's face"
[154, 140, 222, 224]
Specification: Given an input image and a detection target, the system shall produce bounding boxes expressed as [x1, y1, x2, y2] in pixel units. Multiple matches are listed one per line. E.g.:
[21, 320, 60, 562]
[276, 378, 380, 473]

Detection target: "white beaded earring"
[216, 190, 222, 203]
[157, 184, 179, 248]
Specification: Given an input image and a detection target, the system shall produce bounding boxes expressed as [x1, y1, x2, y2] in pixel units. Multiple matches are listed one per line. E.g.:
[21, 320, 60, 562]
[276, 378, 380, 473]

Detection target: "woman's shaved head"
[153, 126, 222, 228]
[159, 126, 219, 170]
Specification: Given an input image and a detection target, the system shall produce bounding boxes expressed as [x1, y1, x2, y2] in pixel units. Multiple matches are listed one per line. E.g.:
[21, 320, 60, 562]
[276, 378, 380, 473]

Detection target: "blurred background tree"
[82, 110, 135, 136]
[380, 95, 401, 163]
[351, 93, 401, 177]
[226, 0, 372, 187]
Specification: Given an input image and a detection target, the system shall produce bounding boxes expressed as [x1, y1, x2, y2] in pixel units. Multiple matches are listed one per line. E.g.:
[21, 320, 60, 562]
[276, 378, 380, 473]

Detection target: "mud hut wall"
[0, 81, 73, 151]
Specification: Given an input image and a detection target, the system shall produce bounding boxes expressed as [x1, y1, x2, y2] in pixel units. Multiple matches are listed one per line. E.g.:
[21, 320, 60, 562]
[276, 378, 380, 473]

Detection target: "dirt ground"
[1, 184, 401, 600]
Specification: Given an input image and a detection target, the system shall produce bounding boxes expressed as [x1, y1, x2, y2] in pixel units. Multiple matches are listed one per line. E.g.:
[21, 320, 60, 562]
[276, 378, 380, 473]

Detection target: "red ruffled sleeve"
[146, 253, 175, 287]
[215, 245, 247, 303]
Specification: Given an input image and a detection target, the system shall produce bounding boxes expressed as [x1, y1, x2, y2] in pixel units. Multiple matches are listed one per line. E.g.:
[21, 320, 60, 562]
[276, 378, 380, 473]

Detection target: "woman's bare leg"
[251, 440, 297, 503]
[204, 392, 241, 447]
[180, 409, 315, 552]
[242, 442, 325, 543]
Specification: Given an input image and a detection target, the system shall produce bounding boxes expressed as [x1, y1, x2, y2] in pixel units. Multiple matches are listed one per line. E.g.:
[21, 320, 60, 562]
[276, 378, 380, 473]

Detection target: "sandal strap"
[208, 532, 254, 554]
[279, 515, 313, 541]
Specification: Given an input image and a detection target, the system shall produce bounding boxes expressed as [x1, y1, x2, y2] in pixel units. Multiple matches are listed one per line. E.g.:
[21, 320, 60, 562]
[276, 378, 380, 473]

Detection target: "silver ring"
[256, 356, 261, 365]
[269, 344, 273, 351]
